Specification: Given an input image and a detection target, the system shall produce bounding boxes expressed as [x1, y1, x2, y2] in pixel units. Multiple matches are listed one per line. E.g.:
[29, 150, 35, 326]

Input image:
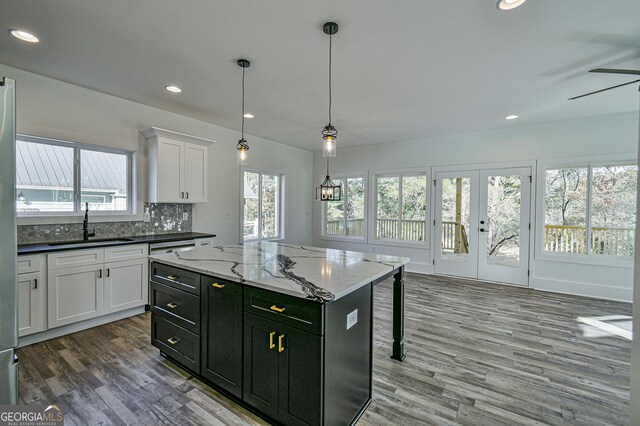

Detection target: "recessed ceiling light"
[496, 0, 527, 11]
[9, 29, 39, 43]
[243, 113, 254, 119]
[165, 85, 182, 93]
[505, 115, 519, 120]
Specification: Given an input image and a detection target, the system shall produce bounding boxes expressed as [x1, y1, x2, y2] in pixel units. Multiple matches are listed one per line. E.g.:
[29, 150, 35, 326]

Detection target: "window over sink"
[16, 135, 134, 215]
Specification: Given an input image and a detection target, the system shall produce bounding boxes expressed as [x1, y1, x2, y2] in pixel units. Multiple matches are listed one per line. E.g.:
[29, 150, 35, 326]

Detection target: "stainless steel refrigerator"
[0, 77, 18, 404]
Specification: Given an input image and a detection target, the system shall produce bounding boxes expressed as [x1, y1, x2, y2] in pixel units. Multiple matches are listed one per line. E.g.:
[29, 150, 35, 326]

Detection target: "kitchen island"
[149, 242, 409, 426]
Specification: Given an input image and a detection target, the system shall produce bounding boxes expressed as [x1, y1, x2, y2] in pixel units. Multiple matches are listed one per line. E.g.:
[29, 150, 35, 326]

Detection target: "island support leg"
[391, 266, 405, 361]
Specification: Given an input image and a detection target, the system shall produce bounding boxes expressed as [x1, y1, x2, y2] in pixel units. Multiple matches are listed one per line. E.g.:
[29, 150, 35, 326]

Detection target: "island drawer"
[244, 286, 324, 335]
[152, 315, 200, 372]
[150, 262, 201, 295]
[151, 282, 200, 334]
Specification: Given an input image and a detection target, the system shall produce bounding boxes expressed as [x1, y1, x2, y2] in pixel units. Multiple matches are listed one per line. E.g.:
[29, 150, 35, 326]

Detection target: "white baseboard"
[18, 306, 147, 347]
[405, 261, 432, 275]
[533, 277, 632, 303]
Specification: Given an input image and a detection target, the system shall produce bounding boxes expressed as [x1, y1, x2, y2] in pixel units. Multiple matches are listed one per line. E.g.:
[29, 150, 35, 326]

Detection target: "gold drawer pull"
[270, 305, 285, 313]
[269, 331, 276, 350]
[278, 334, 285, 353]
[212, 283, 225, 289]
[166, 302, 178, 309]
[167, 275, 179, 281]
[167, 337, 180, 345]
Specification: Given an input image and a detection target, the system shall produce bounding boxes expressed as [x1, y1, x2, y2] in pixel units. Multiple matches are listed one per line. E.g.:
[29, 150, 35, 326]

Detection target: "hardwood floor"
[18, 274, 631, 425]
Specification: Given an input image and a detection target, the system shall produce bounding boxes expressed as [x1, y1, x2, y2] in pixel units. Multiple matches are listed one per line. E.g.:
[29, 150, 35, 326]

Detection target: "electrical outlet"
[346, 309, 358, 330]
[143, 208, 150, 223]
[183, 212, 188, 221]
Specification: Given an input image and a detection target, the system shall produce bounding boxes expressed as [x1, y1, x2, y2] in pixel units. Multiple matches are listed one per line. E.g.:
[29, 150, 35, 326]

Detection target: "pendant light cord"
[328, 33, 332, 126]
[241, 66, 246, 139]
[326, 157, 330, 177]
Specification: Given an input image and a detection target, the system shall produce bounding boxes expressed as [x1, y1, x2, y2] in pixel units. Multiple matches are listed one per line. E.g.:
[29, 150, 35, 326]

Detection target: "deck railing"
[325, 218, 426, 241]
[442, 221, 469, 253]
[544, 225, 634, 256]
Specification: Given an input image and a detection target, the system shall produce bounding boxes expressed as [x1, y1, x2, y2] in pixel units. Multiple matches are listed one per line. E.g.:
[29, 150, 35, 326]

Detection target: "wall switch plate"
[183, 212, 188, 220]
[225, 212, 232, 220]
[346, 309, 358, 330]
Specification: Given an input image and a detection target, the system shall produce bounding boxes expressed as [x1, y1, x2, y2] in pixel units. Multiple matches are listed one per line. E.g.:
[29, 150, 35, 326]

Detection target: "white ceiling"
[1, 0, 639, 151]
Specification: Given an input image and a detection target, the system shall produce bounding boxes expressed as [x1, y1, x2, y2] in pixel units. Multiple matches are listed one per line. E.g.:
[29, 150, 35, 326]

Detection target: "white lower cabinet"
[48, 265, 104, 328]
[104, 258, 149, 314]
[46, 244, 149, 330]
[17, 269, 47, 337]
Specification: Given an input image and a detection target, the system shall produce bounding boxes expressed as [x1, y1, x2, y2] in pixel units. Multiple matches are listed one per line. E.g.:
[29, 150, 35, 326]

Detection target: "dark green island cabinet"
[150, 261, 375, 426]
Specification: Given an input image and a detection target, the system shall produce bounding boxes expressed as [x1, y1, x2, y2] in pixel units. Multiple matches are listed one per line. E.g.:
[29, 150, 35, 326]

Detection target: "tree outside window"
[324, 177, 365, 237]
[243, 170, 282, 241]
[375, 174, 427, 242]
[544, 164, 636, 257]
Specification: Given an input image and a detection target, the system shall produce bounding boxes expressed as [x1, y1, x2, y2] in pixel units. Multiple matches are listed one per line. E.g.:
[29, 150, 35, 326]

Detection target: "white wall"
[2, 63, 313, 245]
[313, 113, 638, 301]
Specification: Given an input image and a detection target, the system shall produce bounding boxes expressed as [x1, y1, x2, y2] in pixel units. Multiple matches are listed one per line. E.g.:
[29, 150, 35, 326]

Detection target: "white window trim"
[535, 153, 637, 268]
[369, 167, 431, 249]
[319, 172, 368, 243]
[240, 167, 285, 243]
[16, 134, 136, 218]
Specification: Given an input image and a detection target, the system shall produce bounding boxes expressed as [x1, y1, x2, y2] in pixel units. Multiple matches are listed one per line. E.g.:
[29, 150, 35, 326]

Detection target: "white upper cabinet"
[142, 127, 214, 203]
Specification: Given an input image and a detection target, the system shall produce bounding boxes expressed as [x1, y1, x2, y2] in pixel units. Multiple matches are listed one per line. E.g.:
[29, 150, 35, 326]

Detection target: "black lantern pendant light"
[315, 158, 342, 201]
[322, 22, 338, 157]
[237, 59, 250, 165]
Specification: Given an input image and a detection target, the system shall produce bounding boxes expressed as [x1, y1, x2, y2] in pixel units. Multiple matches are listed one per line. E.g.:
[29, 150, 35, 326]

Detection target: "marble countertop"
[149, 241, 410, 302]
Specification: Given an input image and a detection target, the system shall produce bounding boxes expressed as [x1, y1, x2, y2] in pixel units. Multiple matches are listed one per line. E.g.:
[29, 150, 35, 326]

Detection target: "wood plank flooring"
[17, 274, 632, 425]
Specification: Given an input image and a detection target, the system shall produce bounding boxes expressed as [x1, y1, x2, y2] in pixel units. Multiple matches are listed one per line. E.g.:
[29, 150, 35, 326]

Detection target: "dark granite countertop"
[18, 232, 216, 255]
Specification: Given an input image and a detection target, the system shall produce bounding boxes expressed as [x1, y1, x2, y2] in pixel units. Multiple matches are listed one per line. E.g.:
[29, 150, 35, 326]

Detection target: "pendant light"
[237, 59, 250, 165]
[321, 22, 338, 157]
[315, 158, 342, 201]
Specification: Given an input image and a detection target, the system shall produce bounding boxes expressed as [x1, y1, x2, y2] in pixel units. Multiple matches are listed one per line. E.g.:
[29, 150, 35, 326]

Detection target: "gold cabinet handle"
[278, 334, 285, 353]
[167, 275, 179, 281]
[167, 337, 180, 345]
[270, 305, 286, 313]
[166, 302, 178, 309]
[212, 283, 225, 289]
[269, 331, 276, 350]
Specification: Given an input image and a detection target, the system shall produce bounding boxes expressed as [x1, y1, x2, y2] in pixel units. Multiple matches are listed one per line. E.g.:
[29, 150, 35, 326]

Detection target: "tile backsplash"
[18, 203, 192, 244]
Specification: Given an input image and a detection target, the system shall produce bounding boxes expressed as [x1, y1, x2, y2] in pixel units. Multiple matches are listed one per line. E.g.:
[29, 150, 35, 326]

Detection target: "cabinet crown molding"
[141, 127, 215, 146]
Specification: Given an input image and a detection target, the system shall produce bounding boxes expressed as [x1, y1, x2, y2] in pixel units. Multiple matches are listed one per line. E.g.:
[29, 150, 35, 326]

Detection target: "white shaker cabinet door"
[103, 258, 148, 314]
[48, 265, 104, 328]
[183, 142, 207, 203]
[18, 271, 46, 337]
[157, 138, 185, 202]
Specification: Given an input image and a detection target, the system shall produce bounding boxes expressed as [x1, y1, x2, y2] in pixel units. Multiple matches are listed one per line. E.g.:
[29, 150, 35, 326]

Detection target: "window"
[16, 136, 133, 215]
[243, 170, 283, 241]
[322, 176, 366, 239]
[374, 173, 427, 243]
[544, 163, 637, 257]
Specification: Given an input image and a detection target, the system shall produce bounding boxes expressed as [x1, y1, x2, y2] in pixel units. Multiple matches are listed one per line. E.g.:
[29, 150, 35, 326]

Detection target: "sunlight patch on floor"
[577, 315, 632, 340]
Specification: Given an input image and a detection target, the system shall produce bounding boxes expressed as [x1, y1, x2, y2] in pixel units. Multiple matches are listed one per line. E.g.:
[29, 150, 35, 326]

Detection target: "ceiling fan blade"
[589, 68, 640, 76]
[568, 79, 640, 100]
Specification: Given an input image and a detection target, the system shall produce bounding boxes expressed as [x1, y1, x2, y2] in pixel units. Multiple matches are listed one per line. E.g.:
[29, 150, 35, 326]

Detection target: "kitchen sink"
[47, 238, 134, 246]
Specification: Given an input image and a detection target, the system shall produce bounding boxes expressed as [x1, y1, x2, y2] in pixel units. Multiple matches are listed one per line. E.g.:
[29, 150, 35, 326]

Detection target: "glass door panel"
[478, 168, 531, 285]
[434, 171, 478, 279]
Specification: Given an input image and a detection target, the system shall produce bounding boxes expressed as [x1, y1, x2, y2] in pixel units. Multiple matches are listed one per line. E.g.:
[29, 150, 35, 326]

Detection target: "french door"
[433, 167, 531, 286]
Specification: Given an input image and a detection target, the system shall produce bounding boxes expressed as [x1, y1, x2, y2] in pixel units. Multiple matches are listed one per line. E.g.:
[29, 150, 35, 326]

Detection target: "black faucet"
[82, 202, 96, 241]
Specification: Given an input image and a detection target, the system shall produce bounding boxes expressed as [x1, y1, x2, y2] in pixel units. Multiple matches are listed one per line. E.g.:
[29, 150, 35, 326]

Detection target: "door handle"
[167, 337, 180, 345]
[98, 269, 102, 278]
[270, 305, 286, 313]
[211, 283, 225, 289]
[106, 268, 110, 277]
[186, 192, 189, 199]
[278, 334, 285, 353]
[480, 220, 485, 225]
[181, 192, 185, 199]
[166, 302, 179, 309]
[480, 228, 486, 232]
[167, 275, 179, 281]
[269, 331, 276, 350]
